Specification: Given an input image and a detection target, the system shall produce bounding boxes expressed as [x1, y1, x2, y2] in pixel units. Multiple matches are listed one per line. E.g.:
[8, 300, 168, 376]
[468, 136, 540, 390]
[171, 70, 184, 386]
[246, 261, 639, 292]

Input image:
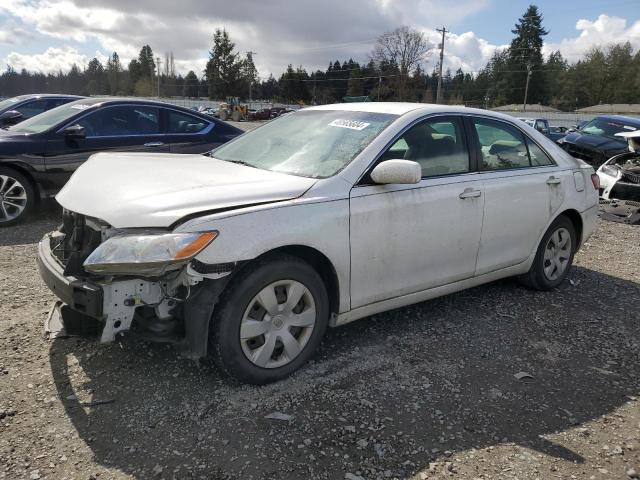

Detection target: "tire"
[209, 254, 329, 385]
[0, 166, 36, 227]
[519, 215, 577, 290]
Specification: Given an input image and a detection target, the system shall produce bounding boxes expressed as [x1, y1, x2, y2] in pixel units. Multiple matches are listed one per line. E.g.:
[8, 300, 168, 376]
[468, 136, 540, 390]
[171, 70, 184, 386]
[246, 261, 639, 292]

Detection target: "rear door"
[163, 108, 222, 154]
[467, 116, 561, 275]
[44, 104, 169, 189]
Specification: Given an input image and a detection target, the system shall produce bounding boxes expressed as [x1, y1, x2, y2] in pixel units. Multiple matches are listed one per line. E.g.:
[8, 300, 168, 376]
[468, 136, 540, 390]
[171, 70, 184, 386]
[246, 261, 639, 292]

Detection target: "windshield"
[213, 110, 397, 178]
[580, 118, 637, 140]
[8, 101, 94, 134]
[0, 96, 23, 112]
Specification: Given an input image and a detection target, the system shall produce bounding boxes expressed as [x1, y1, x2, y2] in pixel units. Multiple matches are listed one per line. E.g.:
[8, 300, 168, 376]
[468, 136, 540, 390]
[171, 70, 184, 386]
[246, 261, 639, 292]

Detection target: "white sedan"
[37, 103, 599, 384]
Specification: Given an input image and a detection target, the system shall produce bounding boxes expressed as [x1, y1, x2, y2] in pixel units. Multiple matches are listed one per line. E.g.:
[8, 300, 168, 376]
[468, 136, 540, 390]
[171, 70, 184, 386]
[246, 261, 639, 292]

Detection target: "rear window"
[167, 111, 209, 133]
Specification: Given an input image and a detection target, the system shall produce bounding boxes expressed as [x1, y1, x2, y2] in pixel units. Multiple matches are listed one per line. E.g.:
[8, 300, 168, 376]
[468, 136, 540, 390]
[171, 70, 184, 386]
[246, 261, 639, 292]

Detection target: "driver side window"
[381, 117, 470, 178]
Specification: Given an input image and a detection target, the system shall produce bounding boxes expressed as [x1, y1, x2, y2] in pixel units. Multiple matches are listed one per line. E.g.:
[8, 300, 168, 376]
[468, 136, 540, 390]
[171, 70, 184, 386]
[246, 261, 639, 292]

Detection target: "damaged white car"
[597, 130, 640, 224]
[37, 103, 599, 384]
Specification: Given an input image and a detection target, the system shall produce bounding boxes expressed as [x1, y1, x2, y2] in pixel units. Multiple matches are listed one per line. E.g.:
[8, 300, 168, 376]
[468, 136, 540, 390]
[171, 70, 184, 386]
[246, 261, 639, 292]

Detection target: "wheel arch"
[252, 244, 341, 318]
[0, 162, 41, 201]
[555, 209, 583, 247]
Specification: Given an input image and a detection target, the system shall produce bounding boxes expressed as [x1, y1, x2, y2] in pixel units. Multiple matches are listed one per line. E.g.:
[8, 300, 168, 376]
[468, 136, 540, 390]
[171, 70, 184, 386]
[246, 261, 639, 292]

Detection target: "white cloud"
[543, 14, 640, 60]
[0, 0, 489, 76]
[1, 2, 638, 78]
[6, 46, 89, 72]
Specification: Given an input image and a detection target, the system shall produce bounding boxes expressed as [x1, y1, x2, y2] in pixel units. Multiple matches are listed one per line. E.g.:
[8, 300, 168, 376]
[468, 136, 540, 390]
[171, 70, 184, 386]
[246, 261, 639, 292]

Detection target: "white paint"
[369, 159, 421, 185]
[51, 103, 599, 335]
[56, 152, 316, 228]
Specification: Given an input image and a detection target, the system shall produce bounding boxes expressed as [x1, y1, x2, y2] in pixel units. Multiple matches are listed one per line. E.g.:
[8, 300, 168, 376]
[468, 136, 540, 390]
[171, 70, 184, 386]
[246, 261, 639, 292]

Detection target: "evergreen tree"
[205, 28, 241, 99]
[85, 58, 106, 95]
[183, 71, 200, 97]
[346, 66, 363, 97]
[506, 5, 548, 104]
[105, 52, 123, 95]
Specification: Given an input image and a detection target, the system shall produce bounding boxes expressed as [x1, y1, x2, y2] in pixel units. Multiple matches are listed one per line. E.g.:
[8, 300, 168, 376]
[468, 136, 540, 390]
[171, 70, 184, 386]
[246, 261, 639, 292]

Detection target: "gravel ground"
[1, 141, 639, 479]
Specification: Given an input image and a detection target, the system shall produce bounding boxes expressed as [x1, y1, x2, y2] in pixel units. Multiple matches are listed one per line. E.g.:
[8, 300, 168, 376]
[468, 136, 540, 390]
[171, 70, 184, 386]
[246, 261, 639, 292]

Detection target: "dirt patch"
[1, 213, 639, 480]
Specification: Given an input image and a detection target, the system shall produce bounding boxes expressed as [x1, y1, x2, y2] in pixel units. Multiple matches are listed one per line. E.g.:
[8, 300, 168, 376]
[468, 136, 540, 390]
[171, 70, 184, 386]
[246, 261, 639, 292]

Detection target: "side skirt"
[332, 262, 528, 327]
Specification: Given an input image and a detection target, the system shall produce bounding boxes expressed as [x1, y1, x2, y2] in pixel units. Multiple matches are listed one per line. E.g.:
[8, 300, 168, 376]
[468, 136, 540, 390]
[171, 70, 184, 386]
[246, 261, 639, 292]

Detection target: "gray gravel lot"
[0, 131, 639, 479]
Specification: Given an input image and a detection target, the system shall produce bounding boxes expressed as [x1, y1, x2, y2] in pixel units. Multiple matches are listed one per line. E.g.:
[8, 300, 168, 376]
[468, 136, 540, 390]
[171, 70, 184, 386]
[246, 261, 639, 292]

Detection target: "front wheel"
[520, 215, 577, 290]
[0, 167, 35, 227]
[209, 255, 329, 384]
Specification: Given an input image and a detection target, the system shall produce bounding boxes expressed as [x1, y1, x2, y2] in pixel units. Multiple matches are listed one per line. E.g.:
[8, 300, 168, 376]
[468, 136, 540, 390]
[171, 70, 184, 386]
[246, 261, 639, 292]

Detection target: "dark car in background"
[0, 94, 83, 128]
[557, 115, 640, 168]
[0, 97, 243, 225]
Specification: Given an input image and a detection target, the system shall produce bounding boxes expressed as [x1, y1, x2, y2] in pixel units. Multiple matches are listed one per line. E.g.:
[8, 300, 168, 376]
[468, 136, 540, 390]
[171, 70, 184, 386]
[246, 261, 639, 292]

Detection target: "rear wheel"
[209, 255, 329, 384]
[520, 215, 576, 290]
[0, 167, 35, 227]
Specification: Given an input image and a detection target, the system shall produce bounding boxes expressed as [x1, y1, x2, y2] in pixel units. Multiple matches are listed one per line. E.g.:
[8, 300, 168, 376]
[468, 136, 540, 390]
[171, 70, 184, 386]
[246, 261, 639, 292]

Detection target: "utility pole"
[312, 74, 317, 105]
[156, 56, 161, 98]
[435, 26, 448, 104]
[377, 76, 382, 101]
[246, 51, 257, 103]
[522, 63, 532, 112]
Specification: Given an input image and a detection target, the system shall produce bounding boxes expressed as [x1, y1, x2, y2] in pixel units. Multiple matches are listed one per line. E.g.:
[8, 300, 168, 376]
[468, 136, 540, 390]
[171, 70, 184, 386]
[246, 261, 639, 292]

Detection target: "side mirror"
[370, 159, 421, 185]
[63, 124, 86, 139]
[0, 110, 23, 126]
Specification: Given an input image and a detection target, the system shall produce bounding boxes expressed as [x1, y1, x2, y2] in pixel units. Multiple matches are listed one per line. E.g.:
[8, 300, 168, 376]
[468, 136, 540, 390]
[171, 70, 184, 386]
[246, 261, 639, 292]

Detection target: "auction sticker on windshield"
[328, 119, 370, 130]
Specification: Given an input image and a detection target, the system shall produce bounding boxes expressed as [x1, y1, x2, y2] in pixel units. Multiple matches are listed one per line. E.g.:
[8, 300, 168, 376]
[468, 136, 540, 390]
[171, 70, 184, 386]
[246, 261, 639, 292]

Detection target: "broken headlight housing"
[599, 165, 620, 178]
[83, 231, 218, 276]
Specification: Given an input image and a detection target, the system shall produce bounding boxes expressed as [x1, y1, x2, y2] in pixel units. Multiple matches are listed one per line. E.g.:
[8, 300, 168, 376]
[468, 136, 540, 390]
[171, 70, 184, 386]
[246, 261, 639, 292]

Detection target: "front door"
[349, 116, 484, 308]
[468, 116, 559, 275]
[44, 105, 169, 190]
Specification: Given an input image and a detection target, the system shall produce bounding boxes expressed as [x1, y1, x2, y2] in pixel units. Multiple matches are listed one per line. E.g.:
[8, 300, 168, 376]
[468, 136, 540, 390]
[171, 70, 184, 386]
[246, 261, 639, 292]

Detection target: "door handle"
[459, 188, 482, 199]
[144, 141, 165, 147]
[546, 176, 561, 185]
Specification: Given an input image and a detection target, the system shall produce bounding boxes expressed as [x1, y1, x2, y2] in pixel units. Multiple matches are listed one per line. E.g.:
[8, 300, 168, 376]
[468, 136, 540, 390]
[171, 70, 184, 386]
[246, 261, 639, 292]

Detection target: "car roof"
[596, 115, 640, 127]
[66, 97, 209, 115]
[7, 93, 84, 101]
[304, 102, 526, 123]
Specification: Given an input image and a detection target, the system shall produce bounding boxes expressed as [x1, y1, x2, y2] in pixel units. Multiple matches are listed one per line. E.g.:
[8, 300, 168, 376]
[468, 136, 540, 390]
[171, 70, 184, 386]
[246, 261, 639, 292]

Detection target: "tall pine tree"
[506, 5, 548, 105]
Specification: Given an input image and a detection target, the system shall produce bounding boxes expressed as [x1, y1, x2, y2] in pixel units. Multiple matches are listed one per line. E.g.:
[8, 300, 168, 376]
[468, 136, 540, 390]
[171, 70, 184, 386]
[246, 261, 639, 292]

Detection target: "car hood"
[563, 132, 627, 152]
[56, 152, 317, 228]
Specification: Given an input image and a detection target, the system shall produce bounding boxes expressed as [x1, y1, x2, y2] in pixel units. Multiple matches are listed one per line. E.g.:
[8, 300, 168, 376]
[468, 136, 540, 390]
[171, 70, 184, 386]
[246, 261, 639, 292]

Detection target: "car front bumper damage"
[37, 233, 230, 358]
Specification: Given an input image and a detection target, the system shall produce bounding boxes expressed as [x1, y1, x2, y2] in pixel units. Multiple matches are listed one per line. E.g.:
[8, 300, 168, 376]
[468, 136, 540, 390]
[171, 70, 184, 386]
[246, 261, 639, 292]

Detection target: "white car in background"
[37, 103, 599, 384]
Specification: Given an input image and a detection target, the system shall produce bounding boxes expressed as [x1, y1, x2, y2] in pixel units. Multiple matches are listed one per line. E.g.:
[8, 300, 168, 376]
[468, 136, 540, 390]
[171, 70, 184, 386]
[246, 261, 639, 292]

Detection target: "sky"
[0, 0, 638, 79]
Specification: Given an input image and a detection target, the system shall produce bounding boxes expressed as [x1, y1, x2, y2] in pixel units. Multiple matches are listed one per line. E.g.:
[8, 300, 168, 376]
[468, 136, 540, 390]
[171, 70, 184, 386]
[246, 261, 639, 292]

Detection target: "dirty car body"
[37, 103, 600, 384]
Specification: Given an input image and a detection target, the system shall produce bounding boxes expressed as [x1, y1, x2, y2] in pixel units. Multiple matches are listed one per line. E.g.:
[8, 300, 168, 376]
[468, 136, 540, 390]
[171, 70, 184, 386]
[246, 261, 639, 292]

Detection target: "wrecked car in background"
[37, 103, 599, 385]
[557, 115, 640, 169]
[597, 130, 640, 224]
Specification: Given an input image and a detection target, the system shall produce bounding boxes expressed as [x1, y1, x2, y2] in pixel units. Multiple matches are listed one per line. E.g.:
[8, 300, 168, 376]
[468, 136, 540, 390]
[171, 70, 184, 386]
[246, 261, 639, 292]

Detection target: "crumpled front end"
[37, 209, 232, 358]
[597, 146, 640, 224]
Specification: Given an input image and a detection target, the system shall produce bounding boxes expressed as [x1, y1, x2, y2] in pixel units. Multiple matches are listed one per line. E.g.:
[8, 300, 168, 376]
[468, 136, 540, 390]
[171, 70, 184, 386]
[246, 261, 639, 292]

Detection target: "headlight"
[599, 165, 620, 177]
[83, 231, 218, 275]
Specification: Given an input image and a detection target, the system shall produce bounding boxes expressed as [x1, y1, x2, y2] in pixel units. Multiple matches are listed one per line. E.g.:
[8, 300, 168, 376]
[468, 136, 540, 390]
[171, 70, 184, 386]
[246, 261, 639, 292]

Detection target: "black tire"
[0, 166, 36, 227]
[209, 254, 329, 385]
[519, 215, 577, 290]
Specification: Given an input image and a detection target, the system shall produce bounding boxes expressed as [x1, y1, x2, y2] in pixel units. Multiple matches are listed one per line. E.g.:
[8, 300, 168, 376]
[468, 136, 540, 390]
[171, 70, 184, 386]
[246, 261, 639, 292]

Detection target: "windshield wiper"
[225, 159, 257, 168]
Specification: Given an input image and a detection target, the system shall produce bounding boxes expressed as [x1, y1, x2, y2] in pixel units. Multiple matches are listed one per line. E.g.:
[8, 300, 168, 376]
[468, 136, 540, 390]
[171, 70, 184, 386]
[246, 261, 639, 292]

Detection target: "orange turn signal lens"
[174, 231, 218, 260]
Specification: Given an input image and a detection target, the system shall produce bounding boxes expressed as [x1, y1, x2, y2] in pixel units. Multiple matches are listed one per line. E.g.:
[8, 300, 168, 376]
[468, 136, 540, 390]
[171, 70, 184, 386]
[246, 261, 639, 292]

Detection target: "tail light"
[590, 173, 600, 190]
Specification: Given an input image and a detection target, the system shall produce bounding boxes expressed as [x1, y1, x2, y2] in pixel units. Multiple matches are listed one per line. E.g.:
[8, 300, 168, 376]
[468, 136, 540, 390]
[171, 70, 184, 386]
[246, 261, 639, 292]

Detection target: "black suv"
[0, 94, 83, 127]
[557, 115, 640, 168]
[0, 97, 243, 225]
